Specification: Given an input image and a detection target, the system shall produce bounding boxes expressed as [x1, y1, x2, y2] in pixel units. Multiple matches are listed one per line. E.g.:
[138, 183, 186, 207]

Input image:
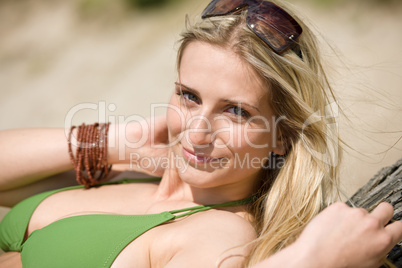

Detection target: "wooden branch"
[347, 158, 402, 267]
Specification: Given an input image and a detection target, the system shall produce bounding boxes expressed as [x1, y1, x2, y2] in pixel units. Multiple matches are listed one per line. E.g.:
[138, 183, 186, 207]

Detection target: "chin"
[177, 165, 230, 188]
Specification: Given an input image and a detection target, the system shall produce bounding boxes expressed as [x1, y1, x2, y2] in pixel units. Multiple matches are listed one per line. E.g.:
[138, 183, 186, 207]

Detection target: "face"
[166, 42, 284, 193]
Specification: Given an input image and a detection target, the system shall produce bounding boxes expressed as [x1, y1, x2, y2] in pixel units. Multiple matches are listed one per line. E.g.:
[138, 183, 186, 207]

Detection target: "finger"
[385, 220, 402, 246]
[370, 202, 394, 226]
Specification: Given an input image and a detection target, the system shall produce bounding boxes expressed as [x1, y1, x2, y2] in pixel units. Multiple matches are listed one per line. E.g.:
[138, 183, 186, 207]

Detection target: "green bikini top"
[0, 178, 253, 267]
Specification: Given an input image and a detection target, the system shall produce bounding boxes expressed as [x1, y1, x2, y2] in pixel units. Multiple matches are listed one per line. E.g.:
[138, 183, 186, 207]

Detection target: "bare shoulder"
[165, 209, 256, 268]
[180, 208, 257, 243]
[199, 209, 256, 240]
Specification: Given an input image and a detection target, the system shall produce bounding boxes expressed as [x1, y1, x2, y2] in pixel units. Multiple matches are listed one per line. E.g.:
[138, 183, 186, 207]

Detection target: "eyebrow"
[175, 82, 261, 112]
[175, 82, 200, 95]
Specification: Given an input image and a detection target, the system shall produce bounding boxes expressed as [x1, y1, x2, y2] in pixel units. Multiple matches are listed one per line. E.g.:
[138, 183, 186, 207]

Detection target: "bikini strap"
[169, 195, 255, 219]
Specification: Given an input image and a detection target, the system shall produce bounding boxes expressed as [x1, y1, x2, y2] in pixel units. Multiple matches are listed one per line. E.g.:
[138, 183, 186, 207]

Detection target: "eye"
[226, 106, 250, 119]
[176, 90, 200, 104]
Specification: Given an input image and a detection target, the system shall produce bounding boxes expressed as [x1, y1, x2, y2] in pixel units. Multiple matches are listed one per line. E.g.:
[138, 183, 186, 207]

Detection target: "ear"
[272, 135, 286, 156]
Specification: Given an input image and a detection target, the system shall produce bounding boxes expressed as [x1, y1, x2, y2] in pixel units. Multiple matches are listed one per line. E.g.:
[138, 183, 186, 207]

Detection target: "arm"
[0, 128, 73, 191]
[254, 202, 402, 268]
[0, 115, 169, 191]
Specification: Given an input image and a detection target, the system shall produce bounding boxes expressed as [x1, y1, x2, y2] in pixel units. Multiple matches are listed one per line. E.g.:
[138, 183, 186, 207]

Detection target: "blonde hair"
[177, 0, 342, 266]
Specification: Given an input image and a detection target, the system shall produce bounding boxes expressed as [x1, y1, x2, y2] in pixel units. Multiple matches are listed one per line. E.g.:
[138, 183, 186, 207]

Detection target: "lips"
[182, 147, 222, 164]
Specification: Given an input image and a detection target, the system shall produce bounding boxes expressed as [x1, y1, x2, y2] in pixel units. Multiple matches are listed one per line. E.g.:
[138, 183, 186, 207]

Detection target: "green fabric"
[0, 185, 84, 252]
[0, 178, 253, 267]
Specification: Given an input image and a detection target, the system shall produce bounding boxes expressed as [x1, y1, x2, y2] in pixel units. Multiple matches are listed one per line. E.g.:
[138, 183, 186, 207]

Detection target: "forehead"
[179, 41, 270, 108]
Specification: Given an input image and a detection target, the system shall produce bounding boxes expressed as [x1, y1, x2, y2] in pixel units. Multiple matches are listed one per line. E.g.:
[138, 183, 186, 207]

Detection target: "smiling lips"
[182, 147, 222, 164]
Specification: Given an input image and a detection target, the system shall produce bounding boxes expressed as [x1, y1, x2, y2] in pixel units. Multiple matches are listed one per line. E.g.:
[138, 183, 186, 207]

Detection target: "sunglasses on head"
[201, 0, 303, 58]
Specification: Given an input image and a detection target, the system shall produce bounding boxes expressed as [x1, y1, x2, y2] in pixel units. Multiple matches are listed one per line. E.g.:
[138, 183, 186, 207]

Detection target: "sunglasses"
[201, 0, 303, 58]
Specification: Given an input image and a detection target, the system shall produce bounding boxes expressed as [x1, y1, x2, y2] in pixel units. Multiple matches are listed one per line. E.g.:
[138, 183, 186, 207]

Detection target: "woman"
[1, 0, 401, 267]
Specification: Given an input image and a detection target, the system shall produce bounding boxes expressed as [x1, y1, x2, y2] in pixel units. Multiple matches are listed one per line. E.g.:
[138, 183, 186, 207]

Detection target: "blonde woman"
[1, 0, 401, 267]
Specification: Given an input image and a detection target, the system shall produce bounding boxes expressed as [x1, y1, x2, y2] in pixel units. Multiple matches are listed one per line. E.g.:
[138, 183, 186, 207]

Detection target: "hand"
[294, 202, 402, 268]
[110, 115, 170, 176]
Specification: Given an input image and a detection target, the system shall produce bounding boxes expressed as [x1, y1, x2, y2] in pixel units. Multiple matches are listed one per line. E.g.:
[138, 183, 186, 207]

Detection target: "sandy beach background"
[0, 0, 401, 221]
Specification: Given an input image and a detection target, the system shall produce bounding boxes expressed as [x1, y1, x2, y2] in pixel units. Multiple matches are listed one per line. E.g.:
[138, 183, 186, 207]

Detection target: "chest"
[24, 212, 186, 267]
[24, 184, 199, 267]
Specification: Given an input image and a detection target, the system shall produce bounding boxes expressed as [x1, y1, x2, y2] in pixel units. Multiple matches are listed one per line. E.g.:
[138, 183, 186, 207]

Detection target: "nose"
[185, 115, 213, 148]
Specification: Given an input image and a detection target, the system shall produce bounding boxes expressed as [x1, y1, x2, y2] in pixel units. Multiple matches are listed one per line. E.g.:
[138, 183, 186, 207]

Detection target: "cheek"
[212, 120, 272, 152]
[231, 126, 272, 157]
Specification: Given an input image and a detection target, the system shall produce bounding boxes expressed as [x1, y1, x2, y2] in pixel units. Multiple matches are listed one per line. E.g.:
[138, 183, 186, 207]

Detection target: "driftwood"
[347, 158, 402, 267]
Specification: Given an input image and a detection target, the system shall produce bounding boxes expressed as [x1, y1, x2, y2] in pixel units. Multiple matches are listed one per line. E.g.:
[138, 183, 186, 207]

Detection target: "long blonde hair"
[177, 1, 342, 266]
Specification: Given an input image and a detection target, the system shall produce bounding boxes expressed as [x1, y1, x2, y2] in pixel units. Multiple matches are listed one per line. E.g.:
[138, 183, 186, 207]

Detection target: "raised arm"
[0, 115, 169, 192]
[0, 128, 73, 191]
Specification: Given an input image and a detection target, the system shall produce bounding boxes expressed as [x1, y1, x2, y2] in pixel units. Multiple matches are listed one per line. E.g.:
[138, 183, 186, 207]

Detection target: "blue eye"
[176, 90, 200, 104]
[184, 92, 199, 103]
[227, 106, 250, 118]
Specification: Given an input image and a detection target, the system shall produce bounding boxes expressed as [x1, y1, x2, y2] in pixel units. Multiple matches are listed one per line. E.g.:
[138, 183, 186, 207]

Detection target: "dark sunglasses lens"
[247, 4, 302, 53]
[202, 0, 244, 18]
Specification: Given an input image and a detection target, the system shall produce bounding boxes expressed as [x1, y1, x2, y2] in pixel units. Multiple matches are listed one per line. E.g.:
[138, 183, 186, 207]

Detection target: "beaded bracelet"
[68, 123, 112, 188]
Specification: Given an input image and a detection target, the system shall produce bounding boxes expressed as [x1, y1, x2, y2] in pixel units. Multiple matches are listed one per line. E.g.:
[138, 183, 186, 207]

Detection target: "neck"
[155, 152, 255, 205]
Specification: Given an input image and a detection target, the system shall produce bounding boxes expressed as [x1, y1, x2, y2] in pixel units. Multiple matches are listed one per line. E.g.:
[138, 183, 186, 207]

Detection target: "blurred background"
[0, 0, 401, 198]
